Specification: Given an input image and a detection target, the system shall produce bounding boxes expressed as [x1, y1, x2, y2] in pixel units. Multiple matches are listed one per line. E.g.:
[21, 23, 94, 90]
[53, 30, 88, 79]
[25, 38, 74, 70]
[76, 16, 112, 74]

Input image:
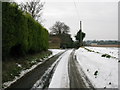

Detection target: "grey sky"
[15, 0, 118, 40]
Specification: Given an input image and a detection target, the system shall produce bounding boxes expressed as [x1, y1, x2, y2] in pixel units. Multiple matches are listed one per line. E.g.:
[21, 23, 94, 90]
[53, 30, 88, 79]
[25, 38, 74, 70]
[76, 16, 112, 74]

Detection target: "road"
[5, 49, 95, 90]
[68, 49, 95, 90]
[68, 49, 86, 88]
[5, 51, 65, 90]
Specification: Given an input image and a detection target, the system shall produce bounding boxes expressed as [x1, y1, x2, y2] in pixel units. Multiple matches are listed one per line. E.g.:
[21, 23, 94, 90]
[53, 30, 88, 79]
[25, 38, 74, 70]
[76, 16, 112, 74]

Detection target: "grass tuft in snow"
[94, 70, 98, 78]
[104, 86, 106, 89]
[87, 69, 89, 72]
[94, 71, 98, 76]
[109, 82, 111, 85]
[84, 48, 95, 52]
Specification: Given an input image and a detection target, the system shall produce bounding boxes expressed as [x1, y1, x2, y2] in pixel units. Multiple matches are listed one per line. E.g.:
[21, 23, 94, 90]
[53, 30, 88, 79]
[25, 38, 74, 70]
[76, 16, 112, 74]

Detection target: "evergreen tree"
[75, 30, 86, 48]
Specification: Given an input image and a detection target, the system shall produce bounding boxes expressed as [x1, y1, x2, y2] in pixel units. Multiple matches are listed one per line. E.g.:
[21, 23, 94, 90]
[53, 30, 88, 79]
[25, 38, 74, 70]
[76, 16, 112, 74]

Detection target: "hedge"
[2, 2, 49, 59]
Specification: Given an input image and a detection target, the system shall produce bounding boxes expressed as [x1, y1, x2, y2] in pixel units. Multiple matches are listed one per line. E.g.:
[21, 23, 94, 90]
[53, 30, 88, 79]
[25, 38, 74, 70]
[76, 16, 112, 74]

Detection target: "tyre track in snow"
[68, 49, 95, 90]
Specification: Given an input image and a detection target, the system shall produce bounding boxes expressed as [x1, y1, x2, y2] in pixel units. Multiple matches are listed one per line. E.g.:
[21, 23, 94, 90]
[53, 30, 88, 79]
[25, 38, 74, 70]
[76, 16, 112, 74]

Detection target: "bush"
[101, 54, 111, 58]
[2, 2, 49, 60]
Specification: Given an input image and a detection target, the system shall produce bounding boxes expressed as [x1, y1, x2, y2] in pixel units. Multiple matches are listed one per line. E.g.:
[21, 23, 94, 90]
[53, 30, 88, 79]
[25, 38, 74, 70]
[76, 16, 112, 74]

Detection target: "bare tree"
[20, 0, 45, 22]
[50, 21, 70, 35]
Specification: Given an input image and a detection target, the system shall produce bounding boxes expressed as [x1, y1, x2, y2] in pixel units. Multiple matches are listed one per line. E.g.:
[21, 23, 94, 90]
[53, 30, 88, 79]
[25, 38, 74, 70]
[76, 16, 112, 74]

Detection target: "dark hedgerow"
[2, 2, 49, 60]
[101, 54, 111, 58]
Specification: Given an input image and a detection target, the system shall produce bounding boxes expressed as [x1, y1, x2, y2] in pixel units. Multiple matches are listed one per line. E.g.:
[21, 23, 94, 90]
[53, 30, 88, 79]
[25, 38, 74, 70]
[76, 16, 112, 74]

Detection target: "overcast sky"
[15, 0, 119, 40]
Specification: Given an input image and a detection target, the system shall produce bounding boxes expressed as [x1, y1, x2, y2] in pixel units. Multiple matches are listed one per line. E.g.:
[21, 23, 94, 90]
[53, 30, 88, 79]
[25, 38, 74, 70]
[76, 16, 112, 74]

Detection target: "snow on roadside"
[49, 49, 65, 56]
[49, 49, 73, 88]
[32, 49, 66, 89]
[32, 57, 60, 89]
[86, 46, 119, 58]
[75, 47, 118, 88]
[3, 49, 65, 89]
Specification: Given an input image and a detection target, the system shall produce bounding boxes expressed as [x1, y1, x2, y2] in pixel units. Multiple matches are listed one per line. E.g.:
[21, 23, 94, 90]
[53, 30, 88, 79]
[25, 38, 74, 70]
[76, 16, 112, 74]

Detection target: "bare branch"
[19, 0, 45, 22]
[50, 21, 70, 35]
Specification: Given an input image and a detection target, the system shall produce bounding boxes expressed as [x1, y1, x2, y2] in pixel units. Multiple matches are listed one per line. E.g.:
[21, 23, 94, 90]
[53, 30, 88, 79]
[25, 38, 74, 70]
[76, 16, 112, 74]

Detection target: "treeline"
[2, 2, 49, 60]
[84, 40, 120, 45]
[49, 21, 86, 49]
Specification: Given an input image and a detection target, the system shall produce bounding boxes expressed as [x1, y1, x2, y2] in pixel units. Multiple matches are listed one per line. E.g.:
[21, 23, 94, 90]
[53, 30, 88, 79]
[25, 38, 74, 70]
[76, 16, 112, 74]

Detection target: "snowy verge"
[75, 47, 118, 88]
[48, 49, 73, 88]
[3, 49, 65, 89]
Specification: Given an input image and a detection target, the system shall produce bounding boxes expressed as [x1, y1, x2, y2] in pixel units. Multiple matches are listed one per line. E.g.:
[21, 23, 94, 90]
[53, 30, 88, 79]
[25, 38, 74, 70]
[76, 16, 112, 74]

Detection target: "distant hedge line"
[2, 2, 49, 59]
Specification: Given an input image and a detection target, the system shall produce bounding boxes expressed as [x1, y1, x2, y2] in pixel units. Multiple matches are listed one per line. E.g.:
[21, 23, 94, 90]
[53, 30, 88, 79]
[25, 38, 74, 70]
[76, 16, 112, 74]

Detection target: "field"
[75, 46, 119, 88]
[90, 45, 120, 47]
[48, 47, 119, 88]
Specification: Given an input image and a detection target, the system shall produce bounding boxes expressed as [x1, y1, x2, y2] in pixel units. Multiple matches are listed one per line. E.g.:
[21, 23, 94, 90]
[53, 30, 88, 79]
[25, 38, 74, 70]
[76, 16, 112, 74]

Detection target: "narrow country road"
[68, 49, 86, 88]
[5, 49, 95, 90]
[68, 49, 95, 90]
[5, 51, 65, 90]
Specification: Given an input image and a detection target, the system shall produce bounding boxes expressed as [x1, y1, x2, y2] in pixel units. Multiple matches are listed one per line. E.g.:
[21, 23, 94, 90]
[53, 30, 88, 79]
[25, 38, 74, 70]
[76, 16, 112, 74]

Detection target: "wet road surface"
[5, 51, 65, 90]
[5, 49, 95, 90]
[68, 49, 95, 90]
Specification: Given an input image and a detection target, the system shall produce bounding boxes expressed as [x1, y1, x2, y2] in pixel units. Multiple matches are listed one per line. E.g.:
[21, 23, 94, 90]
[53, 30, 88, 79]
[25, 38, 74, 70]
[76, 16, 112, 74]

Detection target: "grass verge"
[2, 50, 52, 84]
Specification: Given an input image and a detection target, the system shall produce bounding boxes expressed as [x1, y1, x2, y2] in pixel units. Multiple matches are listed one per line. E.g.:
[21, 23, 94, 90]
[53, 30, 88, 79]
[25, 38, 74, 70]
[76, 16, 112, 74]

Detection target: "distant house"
[49, 34, 73, 49]
[49, 35, 61, 49]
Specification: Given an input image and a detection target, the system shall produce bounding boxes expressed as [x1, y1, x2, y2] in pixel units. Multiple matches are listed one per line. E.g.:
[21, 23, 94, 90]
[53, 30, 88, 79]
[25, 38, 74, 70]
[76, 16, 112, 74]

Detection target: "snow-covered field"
[86, 46, 119, 59]
[75, 47, 118, 88]
[48, 47, 118, 88]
